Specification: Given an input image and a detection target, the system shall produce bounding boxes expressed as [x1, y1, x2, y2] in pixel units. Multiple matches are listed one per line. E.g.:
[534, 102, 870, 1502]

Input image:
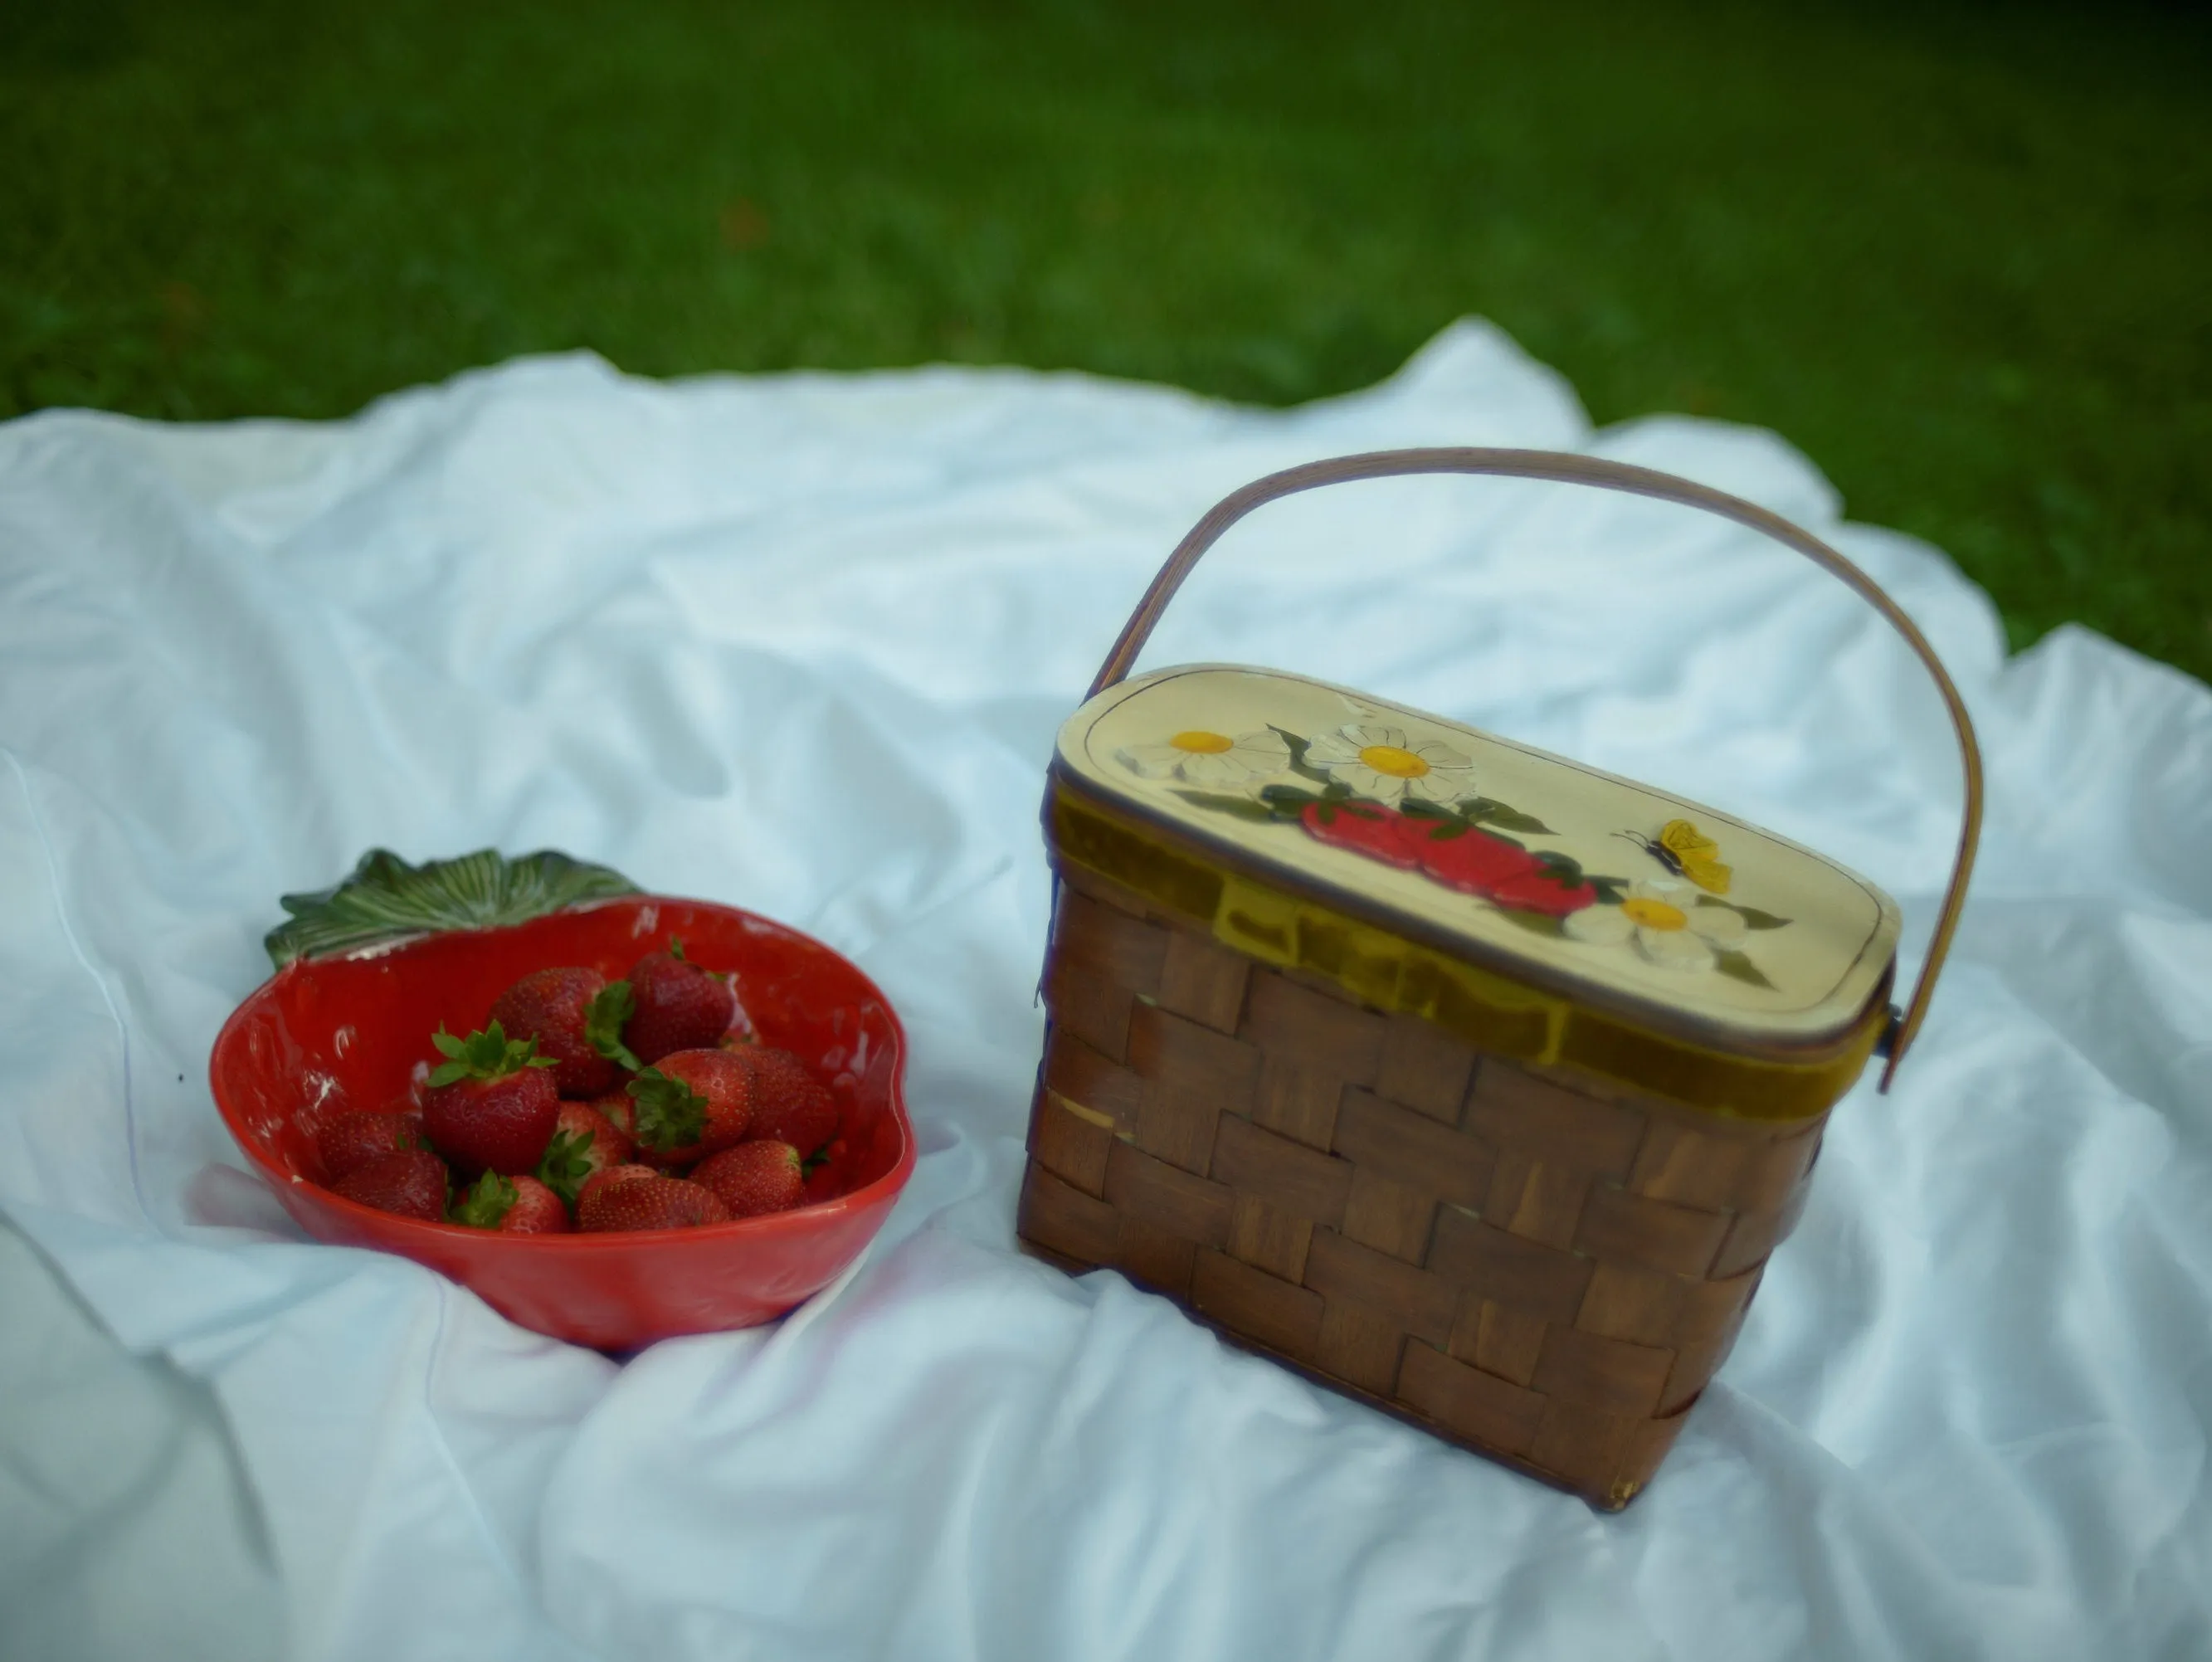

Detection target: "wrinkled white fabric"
[1, 321, 2208, 1662]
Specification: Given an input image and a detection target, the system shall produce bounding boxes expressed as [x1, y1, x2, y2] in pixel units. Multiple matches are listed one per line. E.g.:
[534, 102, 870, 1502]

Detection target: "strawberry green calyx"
[535, 1128, 595, 1206]
[451, 1170, 518, 1228]
[585, 980, 641, 1070]
[426, 1021, 558, 1088]
[661, 937, 732, 984]
[626, 1066, 707, 1153]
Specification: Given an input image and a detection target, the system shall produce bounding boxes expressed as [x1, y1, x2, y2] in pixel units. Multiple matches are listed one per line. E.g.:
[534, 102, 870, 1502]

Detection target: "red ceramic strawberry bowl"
[209, 851, 915, 1351]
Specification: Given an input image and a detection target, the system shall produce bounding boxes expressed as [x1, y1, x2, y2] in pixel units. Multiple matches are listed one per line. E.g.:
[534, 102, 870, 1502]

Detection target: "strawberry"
[743, 1048, 839, 1157]
[590, 1088, 637, 1143]
[451, 1170, 571, 1234]
[625, 1050, 753, 1167]
[534, 1100, 636, 1207]
[575, 1162, 656, 1215]
[488, 967, 641, 1098]
[331, 1148, 450, 1221]
[577, 1171, 733, 1233]
[624, 939, 738, 1065]
[315, 1109, 426, 1184]
[421, 1021, 561, 1177]
[693, 1141, 805, 1218]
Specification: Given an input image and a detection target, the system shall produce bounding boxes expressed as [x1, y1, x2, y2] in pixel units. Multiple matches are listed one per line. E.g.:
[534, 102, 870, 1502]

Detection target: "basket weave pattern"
[1018, 860, 1830, 1508]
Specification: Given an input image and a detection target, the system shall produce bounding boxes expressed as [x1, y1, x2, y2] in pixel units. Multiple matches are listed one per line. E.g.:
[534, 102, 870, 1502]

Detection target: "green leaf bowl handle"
[265, 848, 641, 969]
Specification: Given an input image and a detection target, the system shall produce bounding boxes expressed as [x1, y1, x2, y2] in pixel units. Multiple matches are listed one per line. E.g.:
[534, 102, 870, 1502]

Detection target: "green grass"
[4, 0, 2208, 682]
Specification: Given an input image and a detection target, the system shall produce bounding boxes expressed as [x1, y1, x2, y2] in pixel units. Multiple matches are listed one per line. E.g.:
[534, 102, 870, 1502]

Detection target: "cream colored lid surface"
[1055, 665, 1901, 1049]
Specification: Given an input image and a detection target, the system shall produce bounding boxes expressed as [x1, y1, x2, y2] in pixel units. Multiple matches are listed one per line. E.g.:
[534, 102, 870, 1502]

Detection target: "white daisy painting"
[1562, 875, 1755, 975]
[1301, 724, 1479, 805]
[1116, 727, 1292, 787]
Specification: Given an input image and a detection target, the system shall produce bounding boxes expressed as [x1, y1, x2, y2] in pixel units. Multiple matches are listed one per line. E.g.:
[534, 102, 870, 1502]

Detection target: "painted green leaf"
[1465, 800, 1557, 836]
[265, 847, 641, 968]
[1698, 897, 1793, 930]
[1713, 949, 1778, 990]
[1172, 787, 1280, 823]
[1532, 850, 1585, 884]
[1496, 909, 1567, 938]
[1271, 725, 1338, 789]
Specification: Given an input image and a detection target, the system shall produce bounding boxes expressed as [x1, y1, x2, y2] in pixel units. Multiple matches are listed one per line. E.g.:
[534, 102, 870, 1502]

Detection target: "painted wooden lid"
[1052, 665, 1901, 1054]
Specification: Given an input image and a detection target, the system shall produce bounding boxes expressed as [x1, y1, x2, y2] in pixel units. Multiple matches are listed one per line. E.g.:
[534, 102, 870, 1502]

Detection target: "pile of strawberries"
[313, 940, 845, 1233]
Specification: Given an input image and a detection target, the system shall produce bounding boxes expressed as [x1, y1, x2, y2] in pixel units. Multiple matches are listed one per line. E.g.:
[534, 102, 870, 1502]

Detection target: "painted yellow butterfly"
[1619, 818, 1732, 895]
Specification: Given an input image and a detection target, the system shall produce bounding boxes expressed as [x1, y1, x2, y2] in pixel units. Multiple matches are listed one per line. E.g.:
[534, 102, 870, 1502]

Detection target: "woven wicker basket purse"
[1016, 449, 1982, 1509]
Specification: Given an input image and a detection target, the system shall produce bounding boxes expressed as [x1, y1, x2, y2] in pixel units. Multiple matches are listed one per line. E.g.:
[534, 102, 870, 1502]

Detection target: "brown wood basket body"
[1015, 450, 1982, 1510]
[1020, 856, 1823, 1509]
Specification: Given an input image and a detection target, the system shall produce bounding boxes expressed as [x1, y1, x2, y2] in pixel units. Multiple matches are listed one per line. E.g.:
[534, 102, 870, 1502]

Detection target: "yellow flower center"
[1358, 743, 1430, 779]
[1170, 730, 1235, 754]
[1622, 898, 1688, 931]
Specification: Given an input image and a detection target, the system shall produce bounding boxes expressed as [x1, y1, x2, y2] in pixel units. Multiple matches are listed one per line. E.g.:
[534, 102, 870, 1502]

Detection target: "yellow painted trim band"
[1050, 785, 1881, 1123]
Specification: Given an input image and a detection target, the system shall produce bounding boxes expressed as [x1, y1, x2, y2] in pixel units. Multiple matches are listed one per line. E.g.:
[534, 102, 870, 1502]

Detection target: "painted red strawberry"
[1298, 800, 1428, 869]
[577, 1170, 733, 1232]
[331, 1148, 450, 1221]
[451, 1171, 572, 1234]
[1485, 866, 1600, 917]
[743, 1048, 839, 1157]
[421, 1021, 561, 1177]
[625, 1049, 753, 1167]
[1415, 826, 1546, 896]
[488, 967, 641, 1098]
[315, 1110, 426, 1184]
[625, 940, 738, 1065]
[534, 1100, 636, 1207]
[693, 1141, 805, 1218]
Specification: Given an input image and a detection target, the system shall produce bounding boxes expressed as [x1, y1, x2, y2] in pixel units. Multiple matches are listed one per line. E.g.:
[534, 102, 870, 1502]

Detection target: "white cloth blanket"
[2, 323, 2208, 1662]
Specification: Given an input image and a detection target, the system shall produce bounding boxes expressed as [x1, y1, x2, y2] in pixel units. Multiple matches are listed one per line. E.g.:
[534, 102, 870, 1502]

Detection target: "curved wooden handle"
[1091, 448, 1983, 1089]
